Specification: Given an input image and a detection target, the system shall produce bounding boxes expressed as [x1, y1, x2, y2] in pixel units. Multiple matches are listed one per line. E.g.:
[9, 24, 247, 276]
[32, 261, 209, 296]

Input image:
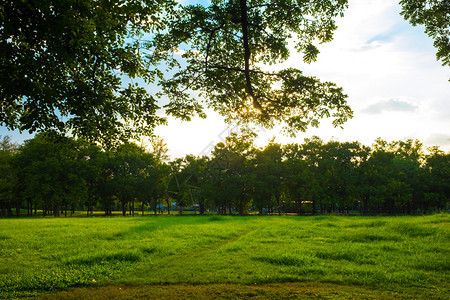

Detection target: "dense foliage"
[155, 0, 352, 133]
[1, 0, 353, 147]
[0, 133, 448, 217]
[0, 0, 174, 146]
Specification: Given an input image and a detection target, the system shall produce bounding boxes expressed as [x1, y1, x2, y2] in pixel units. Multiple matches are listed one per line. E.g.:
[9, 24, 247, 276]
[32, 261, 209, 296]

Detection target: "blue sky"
[2, 0, 449, 157]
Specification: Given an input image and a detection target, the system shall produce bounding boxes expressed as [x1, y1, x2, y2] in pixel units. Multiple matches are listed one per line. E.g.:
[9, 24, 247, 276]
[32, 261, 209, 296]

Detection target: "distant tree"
[424, 147, 450, 212]
[77, 142, 109, 216]
[149, 136, 170, 162]
[400, 0, 450, 66]
[390, 139, 425, 213]
[253, 141, 284, 214]
[13, 133, 87, 217]
[177, 155, 211, 215]
[321, 141, 366, 213]
[283, 147, 312, 214]
[109, 143, 148, 216]
[283, 138, 325, 214]
[0, 145, 17, 216]
[0, 0, 174, 146]
[210, 130, 256, 215]
[0, 136, 18, 216]
[136, 152, 164, 216]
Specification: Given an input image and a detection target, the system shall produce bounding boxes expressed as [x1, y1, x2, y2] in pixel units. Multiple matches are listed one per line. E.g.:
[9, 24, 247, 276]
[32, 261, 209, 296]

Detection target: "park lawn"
[0, 214, 448, 299]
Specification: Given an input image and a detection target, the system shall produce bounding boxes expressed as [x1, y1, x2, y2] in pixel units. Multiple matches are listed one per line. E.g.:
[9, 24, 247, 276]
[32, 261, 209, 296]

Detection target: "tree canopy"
[0, 0, 175, 146]
[1, 133, 448, 217]
[3, 0, 448, 146]
[155, 0, 352, 134]
[0, 0, 355, 146]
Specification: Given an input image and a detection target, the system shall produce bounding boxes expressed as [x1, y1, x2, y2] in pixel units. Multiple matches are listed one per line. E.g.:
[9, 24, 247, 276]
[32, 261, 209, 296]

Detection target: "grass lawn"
[0, 214, 448, 299]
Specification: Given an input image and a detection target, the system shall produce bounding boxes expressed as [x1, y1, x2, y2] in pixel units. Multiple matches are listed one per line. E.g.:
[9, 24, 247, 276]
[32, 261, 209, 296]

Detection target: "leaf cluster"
[153, 0, 352, 133]
[0, 0, 175, 147]
[400, 0, 450, 66]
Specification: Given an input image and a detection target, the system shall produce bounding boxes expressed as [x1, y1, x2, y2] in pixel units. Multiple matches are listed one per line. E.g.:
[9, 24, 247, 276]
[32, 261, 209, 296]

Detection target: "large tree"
[0, 0, 174, 146]
[154, 0, 352, 134]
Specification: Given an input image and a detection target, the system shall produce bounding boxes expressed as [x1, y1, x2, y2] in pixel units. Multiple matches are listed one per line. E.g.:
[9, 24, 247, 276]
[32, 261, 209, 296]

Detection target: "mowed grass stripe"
[0, 215, 448, 299]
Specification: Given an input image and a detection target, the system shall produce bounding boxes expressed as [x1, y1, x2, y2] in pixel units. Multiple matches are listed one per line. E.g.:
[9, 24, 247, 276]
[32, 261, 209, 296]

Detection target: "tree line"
[0, 132, 448, 217]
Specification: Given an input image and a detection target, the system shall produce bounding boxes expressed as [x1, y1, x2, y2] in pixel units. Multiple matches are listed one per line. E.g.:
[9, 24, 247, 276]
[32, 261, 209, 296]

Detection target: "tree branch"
[239, 0, 267, 116]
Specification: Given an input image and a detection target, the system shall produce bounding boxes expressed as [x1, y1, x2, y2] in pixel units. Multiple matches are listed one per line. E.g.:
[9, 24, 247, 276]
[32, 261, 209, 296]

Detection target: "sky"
[2, 0, 449, 158]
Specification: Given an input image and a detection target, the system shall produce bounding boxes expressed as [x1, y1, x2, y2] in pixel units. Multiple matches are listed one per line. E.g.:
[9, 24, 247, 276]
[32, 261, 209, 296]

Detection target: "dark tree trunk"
[53, 204, 60, 217]
[27, 200, 31, 216]
[363, 197, 368, 215]
[122, 200, 126, 216]
[275, 194, 281, 215]
[7, 206, 13, 217]
[199, 200, 205, 215]
[258, 198, 263, 215]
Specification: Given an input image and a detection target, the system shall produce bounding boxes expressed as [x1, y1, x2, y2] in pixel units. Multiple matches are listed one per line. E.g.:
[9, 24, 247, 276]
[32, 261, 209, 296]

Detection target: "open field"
[0, 214, 449, 299]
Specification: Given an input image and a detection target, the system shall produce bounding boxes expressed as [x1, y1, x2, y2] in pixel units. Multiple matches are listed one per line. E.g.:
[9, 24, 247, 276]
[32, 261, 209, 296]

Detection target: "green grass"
[0, 214, 449, 299]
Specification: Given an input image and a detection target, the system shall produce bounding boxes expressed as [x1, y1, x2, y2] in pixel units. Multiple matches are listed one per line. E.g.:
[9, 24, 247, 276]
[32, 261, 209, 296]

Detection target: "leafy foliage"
[400, 0, 450, 66]
[154, 0, 352, 134]
[0, 0, 175, 146]
[1, 133, 449, 216]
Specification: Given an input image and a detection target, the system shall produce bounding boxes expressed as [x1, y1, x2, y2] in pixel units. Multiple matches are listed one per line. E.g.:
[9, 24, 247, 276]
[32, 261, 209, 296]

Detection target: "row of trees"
[173, 132, 449, 215]
[0, 132, 448, 217]
[0, 134, 169, 217]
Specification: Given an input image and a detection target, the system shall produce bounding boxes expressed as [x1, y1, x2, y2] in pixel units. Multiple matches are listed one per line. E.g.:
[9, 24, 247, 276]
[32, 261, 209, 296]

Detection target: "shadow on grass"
[253, 255, 315, 267]
[68, 252, 141, 266]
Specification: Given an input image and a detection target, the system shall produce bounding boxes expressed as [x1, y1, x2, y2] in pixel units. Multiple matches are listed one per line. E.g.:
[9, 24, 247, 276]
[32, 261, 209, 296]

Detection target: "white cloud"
[362, 98, 418, 114]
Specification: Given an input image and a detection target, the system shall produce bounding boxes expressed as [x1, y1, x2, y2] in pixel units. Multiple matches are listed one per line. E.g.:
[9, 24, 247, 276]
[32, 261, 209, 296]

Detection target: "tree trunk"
[275, 194, 281, 215]
[258, 198, 263, 215]
[7, 206, 13, 217]
[199, 202, 205, 215]
[122, 201, 126, 216]
[53, 204, 60, 217]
